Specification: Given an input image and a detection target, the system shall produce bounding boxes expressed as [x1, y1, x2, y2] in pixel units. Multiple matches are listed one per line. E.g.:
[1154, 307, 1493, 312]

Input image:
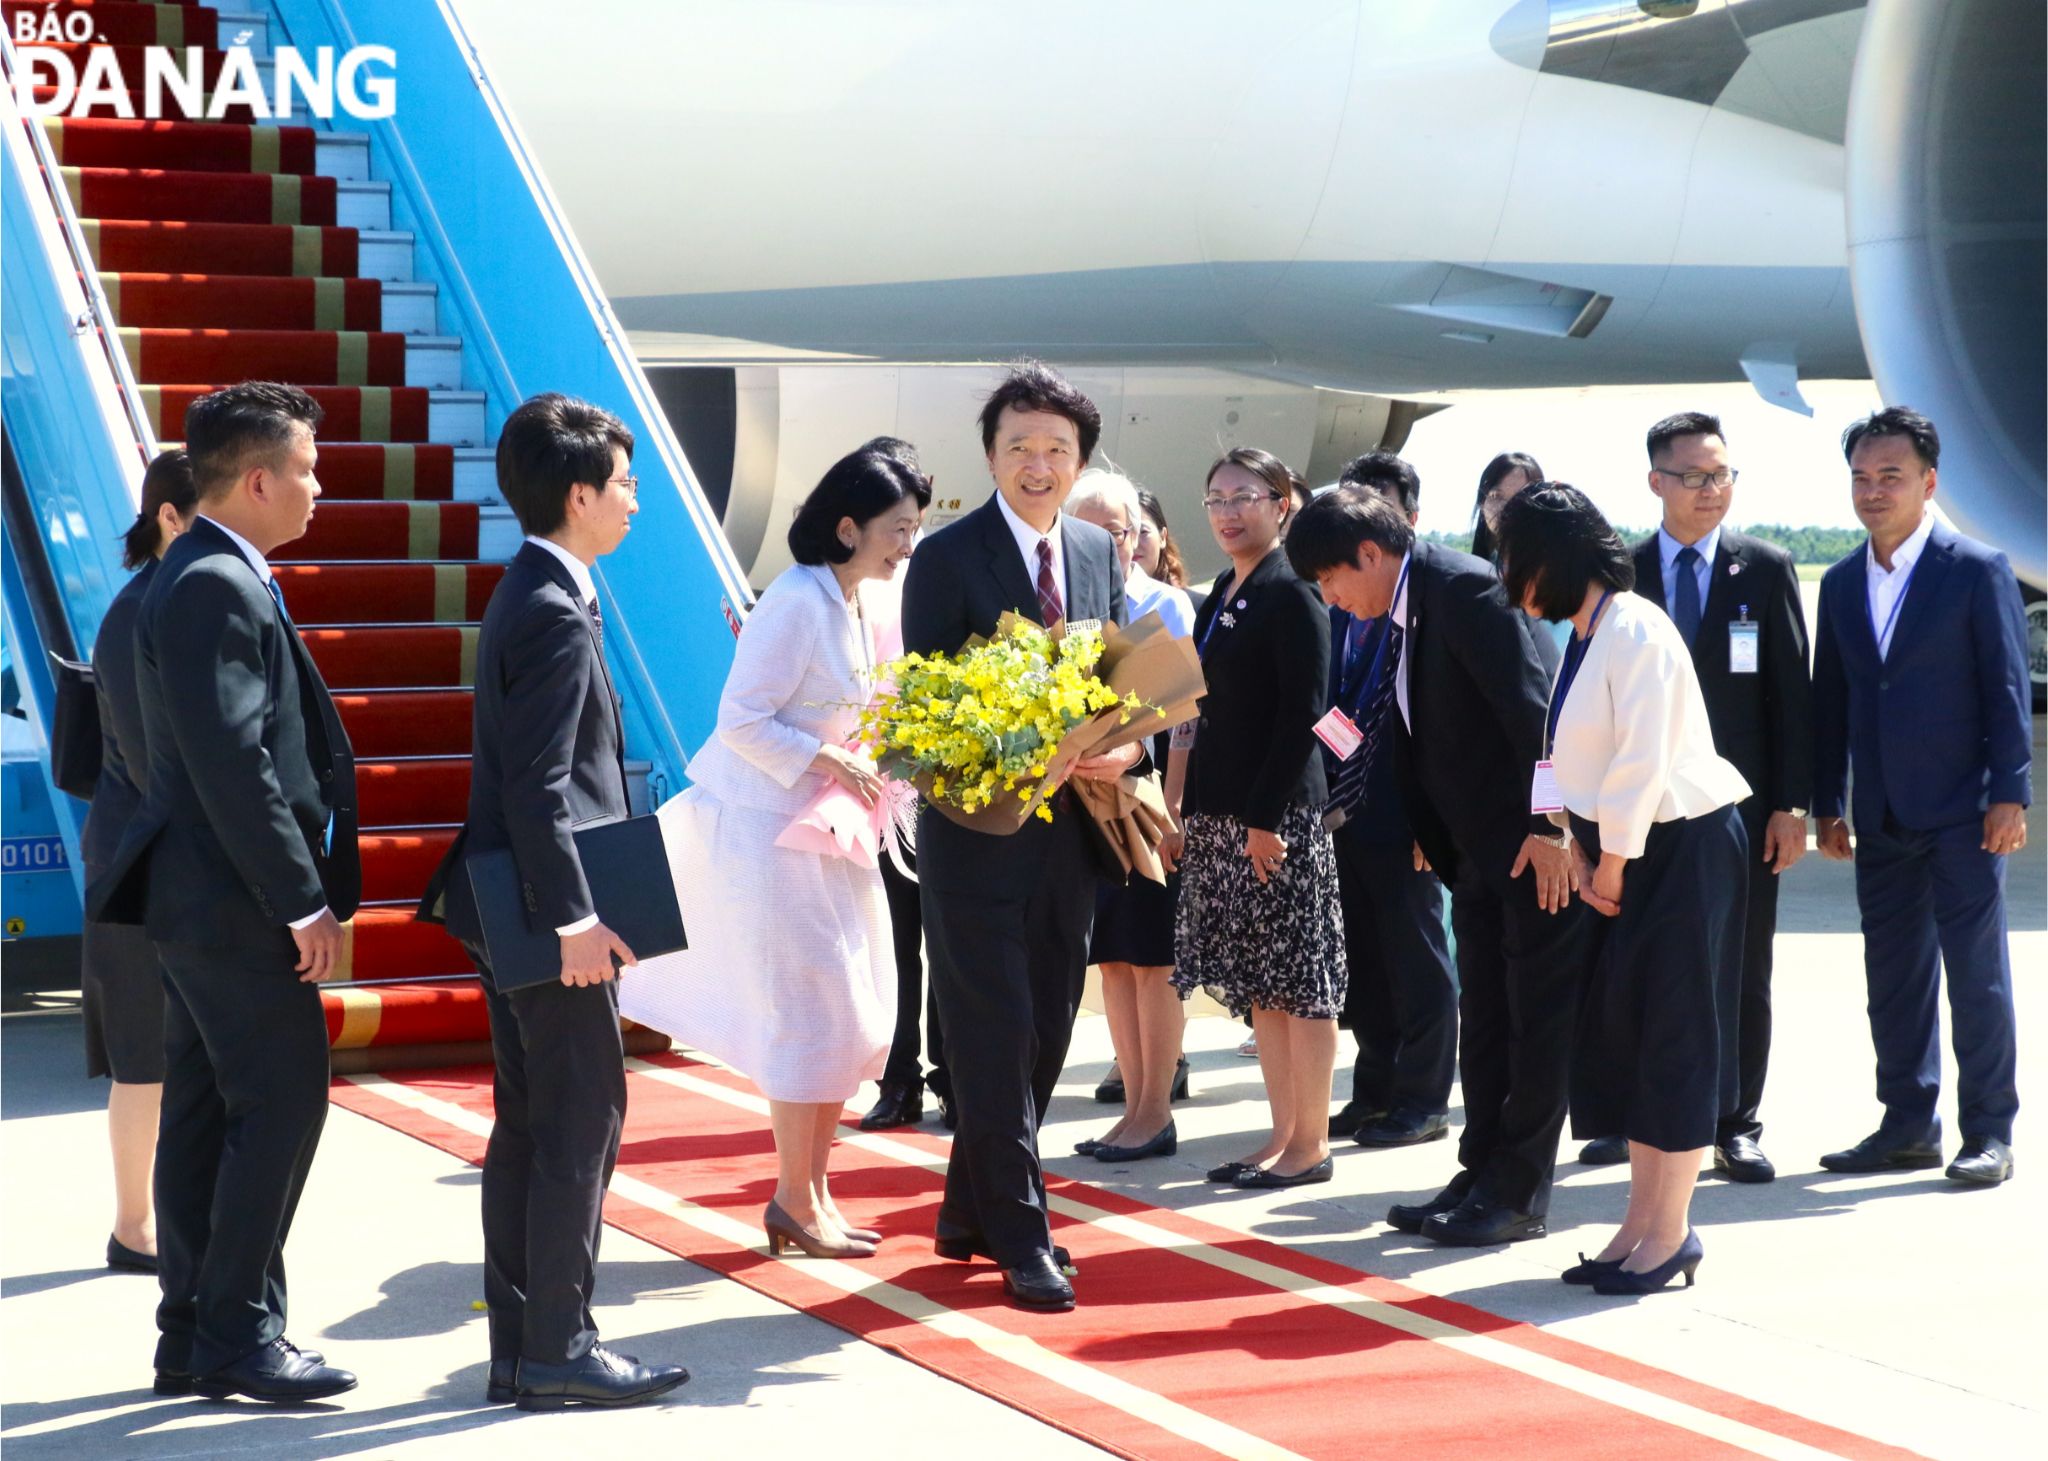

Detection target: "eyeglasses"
[1098, 524, 1132, 543]
[1652, 468, 1738, 492]
[606, 475, 639, 496]
[1203, 491, 1282, 514]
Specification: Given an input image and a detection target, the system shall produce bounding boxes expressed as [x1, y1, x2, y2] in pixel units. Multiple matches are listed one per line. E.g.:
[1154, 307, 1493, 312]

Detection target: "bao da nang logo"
[12, 9, 395, 121]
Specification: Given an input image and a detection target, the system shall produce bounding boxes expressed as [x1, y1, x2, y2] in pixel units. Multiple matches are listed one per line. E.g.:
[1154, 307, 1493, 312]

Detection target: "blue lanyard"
[1342, 557, 1409, 714]
[1546, 589, 1612, 754]
[1195, 570, 1238, 660]
[1869, 552, 1921, 654]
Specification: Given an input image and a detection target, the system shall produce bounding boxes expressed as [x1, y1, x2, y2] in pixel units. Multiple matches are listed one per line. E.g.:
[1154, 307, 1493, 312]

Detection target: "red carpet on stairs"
[103, 273, 385, 332]
[138, 385, 432, 441]
[63, 164, 339, 224]
[83, 219, 361, 277]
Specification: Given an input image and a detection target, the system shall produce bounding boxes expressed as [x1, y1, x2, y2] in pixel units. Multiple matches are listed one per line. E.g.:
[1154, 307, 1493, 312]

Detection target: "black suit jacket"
[1632, 529, 1812, 814]
[1399, 540, 1560, 886]
[1185, 547, 1330, 829]
[86, 518, 359, 949]
[419, 542, 629, 944]
[78, 561, 155, 875]
[899, 495, 1127, 887]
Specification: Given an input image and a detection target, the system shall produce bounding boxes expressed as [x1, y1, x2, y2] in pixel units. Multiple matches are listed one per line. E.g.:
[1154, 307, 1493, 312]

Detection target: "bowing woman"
[1166, 448, 1346, 1189]
[1495, 485, 1751, 1295]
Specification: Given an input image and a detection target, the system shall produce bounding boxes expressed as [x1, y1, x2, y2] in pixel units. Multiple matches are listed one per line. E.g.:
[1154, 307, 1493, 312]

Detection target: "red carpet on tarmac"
[332, 1053, 1927, 1461]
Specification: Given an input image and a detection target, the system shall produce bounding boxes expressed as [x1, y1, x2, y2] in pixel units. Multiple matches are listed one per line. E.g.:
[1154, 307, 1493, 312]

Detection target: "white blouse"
[683, 563, 873, 815]
[1548, 591, 1750, 859]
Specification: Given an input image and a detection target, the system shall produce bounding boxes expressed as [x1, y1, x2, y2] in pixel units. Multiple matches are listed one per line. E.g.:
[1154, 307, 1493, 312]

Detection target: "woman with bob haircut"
[623, 446, 930, 1259]
[1495, 484, 1750, 1295]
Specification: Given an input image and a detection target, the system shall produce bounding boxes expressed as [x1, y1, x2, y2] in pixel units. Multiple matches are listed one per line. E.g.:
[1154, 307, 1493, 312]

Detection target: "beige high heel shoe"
[764, 1200, 877, 1259]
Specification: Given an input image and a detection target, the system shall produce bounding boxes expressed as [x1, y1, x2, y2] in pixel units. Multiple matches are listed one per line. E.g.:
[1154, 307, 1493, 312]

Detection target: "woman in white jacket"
[1496, 484, 1751, 1298]
[623, 447, 928, 1259]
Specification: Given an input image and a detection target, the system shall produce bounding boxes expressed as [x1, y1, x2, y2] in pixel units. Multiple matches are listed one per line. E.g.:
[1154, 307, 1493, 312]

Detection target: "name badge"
[1729, 621, 1760, 674]
[1530, 759, 1564, 815]
[1312, 707, 1364, 760]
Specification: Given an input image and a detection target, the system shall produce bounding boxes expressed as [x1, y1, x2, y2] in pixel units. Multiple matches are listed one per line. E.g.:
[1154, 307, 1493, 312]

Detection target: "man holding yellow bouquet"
[900, 361, 1141, 1313]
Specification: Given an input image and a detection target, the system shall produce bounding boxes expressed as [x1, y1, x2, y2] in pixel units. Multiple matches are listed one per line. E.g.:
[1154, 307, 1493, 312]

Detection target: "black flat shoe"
[859, 1080, 924, 1131]
[1001, 1254, 1076, 1312]
[1713, 1134, 1776, 1183]
[1094, 1122, 1177, 1162]
[106, 1236, 157, 1273]
[1578, 1135, 1629, 1166]
[195, 1338, 357, 1403]
[1946, 1136, 2014, 1186]
[1560, 1252, 1625, 1285]
[1074, 1136, 1105, 1155]
[1593, 1230, 1703, 1295]
[1234, 1156, 1334, 1189]
[487, 1358, 517, 1404]
[935, 1233, 1073, 1273]
[1206, 1160, 1257, 1183]
[1820, 1130, 1943, 1173]
[1385, 1175, 1474, 1234]
[1423, 1197, 1546, 1247]
[515, 1345, 689, 1411]
[1354, 1110, 1450, 1148]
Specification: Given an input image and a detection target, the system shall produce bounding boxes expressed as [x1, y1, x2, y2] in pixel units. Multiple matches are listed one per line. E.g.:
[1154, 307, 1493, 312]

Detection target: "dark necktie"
[265, 575, 291, 624]
[1035, 538, 1064, 626]
[1330, 618, 1403, 815]
[587, 594, 604, 653]
[1672, 545, 1703, 646]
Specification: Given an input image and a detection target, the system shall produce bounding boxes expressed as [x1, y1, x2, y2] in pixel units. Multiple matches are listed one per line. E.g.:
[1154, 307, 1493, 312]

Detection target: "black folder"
[465, 814, 687, 992]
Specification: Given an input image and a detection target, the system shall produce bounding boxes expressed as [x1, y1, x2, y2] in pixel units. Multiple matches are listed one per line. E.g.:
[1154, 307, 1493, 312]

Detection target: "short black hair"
[1645, 411, 1725, 463]
[1469, 450, 1544, 561]
[978, 360, 1101, 465]
[121, 448, 198, 570]
[1496, 483, 1635, 621]
[787, 447, 932, 566]
[1339, 450, 1422, 516]
[1285, 483, 1416, 580]
[1842, 405, 1939, 469]
[184, 381, 322, 501]
[496, 393, 635, 537]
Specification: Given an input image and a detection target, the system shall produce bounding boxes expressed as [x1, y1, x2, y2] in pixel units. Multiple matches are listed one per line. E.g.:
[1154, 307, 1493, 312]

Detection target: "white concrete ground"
[3, 790, 2041, 1459]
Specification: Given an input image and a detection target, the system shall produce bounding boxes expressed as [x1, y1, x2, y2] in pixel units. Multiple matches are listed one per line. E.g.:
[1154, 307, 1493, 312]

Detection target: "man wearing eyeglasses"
[1574, 412, 1812, 1185]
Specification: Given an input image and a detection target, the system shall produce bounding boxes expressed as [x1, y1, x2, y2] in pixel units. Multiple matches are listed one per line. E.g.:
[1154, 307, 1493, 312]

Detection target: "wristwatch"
[1782, 806, 1809, 819]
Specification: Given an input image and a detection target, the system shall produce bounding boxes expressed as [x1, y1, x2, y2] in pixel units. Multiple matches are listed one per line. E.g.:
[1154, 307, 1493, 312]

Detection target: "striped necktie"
[1329, 617, 1403, 816]
[1035, 538, 1064, 626]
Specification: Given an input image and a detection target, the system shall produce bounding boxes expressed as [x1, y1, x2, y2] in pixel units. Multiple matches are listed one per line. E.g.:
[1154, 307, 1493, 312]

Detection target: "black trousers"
[1447, 850, 1593, 1216]
[1720, 799, 1780, 1143]
[153, 941, 331, 1376]
[920, 813, 1095, 1266]
[879, 853, 947, 1093]
[469, 942, 626, 1367]
[1333, 832, 1456, 1115]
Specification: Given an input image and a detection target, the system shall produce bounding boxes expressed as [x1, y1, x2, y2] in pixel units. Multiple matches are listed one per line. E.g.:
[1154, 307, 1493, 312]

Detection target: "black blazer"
[86, 518, 360, 949]
[1633, 530, 1811, 814]
[1184, 547, 1331, 830]
[418, 541, 630, 944]
[78, 560, 155, 875]
[1399, 540, 1559, 886]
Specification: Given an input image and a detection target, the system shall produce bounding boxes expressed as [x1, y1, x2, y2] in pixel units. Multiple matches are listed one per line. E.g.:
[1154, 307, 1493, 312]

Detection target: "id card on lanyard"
[1870, 556, 1920, 660]
[1535, 590, 1611, 814]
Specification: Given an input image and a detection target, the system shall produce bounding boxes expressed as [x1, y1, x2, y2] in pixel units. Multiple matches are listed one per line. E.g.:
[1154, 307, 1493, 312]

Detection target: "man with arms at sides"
[901, 361, 1141, 1312]
[1321, 454, 1457, 1149]
[1575, 412, 1812, 1182]
[418, 394, 689, 1408]
[87, 382, 361, 1402]
[1812, 407, 2029, 1187]
[1287, 479, 1590, 1247]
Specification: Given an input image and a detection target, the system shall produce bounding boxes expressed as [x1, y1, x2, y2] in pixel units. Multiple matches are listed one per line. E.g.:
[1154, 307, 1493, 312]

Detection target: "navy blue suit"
[1325, 607, 1456, 1117]
[1812, 520, 2030, 1145]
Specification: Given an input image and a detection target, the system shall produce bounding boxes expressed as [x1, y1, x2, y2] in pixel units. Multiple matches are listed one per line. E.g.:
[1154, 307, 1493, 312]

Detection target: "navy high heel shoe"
[1560, 1252, 1625, 1285]
[1592, 1229, 1703, 1295]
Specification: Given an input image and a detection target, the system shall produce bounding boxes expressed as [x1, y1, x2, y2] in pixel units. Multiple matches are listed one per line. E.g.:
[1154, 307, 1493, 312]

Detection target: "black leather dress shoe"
[1233, 1156, 1334, 1189]
[1001, 1255, 1076, 1312]
[514, 1345, 690, 1411]
[1354, 1110, 1450, 1148]
[195, 1338, 357, 1402]
[160, 1342, 324, 1397]
[1713, 1134, 1776, 1183]
[487, 1359, 517, 1404]
[106, 1235, 157, 1273]
[1819, 1130, 1943, 1173]
[1422, 1197, 1546, 1247]
[1578, 1135, 1629, 1166]
[859, 1080, 924, 1131]
[1330, 1102, 1389, 1140]
[1946, 1136, 2014, 1186]
[934, 1232, 1074, 1272]
[1385, 1175, 1474, 1234]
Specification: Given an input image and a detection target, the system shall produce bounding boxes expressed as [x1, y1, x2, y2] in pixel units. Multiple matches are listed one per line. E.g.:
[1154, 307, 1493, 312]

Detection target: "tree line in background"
[1424, 524, 1868, 566]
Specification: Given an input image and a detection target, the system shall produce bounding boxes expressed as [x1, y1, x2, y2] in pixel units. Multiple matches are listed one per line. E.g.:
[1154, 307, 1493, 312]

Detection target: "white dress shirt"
[197, 515, 328, 931]
[1391, 551, 1413, 728]
[1656, 522, 1722, 620]
[1865, 511, 1934, 660]
[995, 491, 1066, 612]
[1548, 592, 1751, 858]
[523, 535, 603, 934]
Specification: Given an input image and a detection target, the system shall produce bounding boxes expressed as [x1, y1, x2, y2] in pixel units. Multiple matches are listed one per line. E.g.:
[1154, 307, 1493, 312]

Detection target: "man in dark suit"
[86, 382, 361, 1402]
[418, 394, 689, 1408]
[900, 362, 1139, 1311]
[1572, 413, 1813, 1182]
[1321, 454, 1456, 1147]
[1812, 407, 2029, 1187]
[1289, 481, 1588, 1246]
